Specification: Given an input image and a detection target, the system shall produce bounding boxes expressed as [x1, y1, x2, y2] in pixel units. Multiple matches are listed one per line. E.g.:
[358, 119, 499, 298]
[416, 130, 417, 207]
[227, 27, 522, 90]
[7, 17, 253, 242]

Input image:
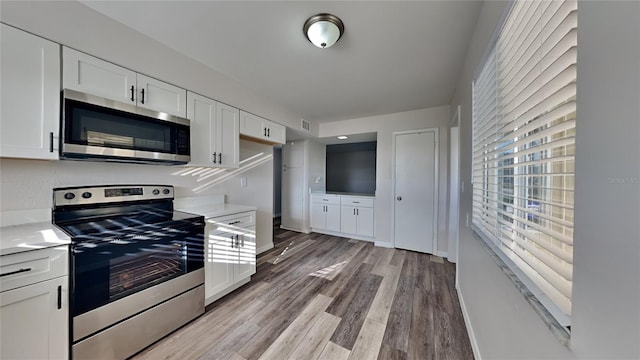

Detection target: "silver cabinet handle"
[397, 196, 402, 201]
[230, 235, 235, 248]
[49, 132, 54, 152]
[357, 209, 359, 215]
[241, 235, 244, 247]
[353, 208, 356, 215]
[218, 152, 222, 164]
[213, 152, 217, 164]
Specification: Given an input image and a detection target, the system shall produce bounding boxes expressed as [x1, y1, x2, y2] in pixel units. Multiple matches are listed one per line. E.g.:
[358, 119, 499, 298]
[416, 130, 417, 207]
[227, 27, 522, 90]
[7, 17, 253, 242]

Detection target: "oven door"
[71, 219, 204, 317]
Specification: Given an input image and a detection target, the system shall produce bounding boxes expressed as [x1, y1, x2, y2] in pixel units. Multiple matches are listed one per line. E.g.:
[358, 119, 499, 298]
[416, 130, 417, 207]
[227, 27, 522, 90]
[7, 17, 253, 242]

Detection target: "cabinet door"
[1, 25, 60, 160]
[235, 225, 256, 280]
[205, 226, 236, 303]
[266, 121, 286, 145]
[311, 203, 326, 230]
[239, 111, 265, 139]
[340, 206, 357, 235]
[136, 74, 187, 117]
[357, 207, 375, 237]
[63, 47, 136, 104]
[216, 103, 240, 168]
[0, 276, 68, 360]
[186, 92, 216, 166]
[325, 204, 341, 232]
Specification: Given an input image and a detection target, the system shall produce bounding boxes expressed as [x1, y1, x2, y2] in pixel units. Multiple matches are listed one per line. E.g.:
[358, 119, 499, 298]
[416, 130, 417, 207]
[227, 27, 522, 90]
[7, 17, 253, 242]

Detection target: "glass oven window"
[71, 220, 203, 316]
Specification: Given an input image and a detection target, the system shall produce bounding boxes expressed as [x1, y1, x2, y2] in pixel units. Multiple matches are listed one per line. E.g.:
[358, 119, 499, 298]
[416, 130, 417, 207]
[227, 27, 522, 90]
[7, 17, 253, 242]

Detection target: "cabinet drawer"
[311, 195, 340, 205]
[207, 211, 255, 230]
[341, 196, 374, 207]
[0, 247, 68, 292]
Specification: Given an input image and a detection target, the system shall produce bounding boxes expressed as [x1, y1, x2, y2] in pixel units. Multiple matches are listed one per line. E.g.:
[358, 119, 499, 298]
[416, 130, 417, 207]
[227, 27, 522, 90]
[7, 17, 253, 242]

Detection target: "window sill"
[471, 229, 571, 347]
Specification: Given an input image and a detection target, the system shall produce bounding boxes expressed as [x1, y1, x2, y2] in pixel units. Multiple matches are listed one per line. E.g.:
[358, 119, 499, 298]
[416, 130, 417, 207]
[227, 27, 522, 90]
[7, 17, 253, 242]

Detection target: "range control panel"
[54, 185, 174, 206]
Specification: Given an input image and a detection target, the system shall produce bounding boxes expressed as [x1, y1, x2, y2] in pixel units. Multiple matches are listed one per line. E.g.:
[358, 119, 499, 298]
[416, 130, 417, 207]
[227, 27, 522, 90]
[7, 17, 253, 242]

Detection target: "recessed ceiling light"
[337, 136, 348, 140]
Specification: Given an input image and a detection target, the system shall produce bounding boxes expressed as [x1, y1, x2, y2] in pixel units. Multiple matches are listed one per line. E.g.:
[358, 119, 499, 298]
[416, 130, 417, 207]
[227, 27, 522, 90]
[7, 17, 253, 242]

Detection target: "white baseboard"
[310, 228, 375, 243]
[435, 250, 449, 258]
[374, 241, 393, 248]
[279, 225, 310, 234]
[457, 284, 481, 360]
[256, 242, 274, 255]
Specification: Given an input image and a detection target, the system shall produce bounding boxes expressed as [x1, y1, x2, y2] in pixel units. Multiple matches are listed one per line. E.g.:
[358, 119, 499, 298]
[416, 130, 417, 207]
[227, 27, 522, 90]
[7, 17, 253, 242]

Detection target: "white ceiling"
[81, 1, 482, 124]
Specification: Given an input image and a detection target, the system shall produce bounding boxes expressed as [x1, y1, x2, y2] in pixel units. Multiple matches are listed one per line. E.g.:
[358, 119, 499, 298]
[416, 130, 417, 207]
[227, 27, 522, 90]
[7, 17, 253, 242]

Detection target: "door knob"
[397, 196, 402, 201]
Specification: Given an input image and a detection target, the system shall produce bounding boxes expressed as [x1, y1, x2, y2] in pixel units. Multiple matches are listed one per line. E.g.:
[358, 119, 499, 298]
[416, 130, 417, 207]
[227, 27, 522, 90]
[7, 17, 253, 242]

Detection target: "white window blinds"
[472, 0, 577, 321]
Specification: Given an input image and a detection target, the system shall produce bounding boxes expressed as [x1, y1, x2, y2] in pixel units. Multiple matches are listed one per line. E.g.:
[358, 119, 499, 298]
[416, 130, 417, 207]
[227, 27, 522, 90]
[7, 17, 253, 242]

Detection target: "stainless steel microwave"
[61, 89, 190, 165]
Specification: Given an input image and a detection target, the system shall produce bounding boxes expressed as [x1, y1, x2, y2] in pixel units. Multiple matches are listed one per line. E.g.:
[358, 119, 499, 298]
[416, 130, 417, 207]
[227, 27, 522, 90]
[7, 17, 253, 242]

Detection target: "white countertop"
[0, 222, 71, 256]
[176, 203, 257, 219]
[174, 196, 255, 219]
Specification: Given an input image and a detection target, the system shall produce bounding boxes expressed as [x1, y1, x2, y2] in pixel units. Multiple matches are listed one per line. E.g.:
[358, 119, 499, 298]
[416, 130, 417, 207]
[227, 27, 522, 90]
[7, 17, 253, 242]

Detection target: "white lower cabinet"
[204, 211, 256, 305]
[341, 206, 374, 237]
[0, 247, 69, 360]
[310, 195, 341, 232]
[311, 194, 375, 240]
[340, 196, 375, 237]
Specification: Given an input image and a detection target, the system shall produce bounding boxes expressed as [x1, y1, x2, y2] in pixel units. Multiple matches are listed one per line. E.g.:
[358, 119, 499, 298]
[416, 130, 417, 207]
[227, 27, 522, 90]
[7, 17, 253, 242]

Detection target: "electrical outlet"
[466, 213, 470, 227]
[240, 177, 247, 187]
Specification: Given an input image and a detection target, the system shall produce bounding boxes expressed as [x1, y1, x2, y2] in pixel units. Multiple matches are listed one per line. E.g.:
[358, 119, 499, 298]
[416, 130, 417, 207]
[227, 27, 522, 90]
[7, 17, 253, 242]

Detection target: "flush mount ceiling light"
[303, 13, 344, 49]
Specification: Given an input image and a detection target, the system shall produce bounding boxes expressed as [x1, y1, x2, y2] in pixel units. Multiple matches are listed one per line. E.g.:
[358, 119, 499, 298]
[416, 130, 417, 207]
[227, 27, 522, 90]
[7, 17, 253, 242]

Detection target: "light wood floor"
[133, 225, 474, 360]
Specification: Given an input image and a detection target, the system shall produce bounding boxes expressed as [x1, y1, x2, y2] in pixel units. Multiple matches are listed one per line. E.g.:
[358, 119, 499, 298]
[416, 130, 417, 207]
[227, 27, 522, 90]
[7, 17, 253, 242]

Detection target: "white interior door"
[393, 130, 437, 253]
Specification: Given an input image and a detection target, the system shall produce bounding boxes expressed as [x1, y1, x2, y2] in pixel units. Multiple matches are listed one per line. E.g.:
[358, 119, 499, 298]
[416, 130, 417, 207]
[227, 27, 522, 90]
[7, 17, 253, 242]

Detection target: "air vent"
[301, 119, 311, 132]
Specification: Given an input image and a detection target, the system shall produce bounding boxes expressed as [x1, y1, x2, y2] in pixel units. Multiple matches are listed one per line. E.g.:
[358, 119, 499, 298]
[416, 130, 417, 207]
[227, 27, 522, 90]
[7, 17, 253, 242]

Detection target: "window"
[472, 0, 577, 326]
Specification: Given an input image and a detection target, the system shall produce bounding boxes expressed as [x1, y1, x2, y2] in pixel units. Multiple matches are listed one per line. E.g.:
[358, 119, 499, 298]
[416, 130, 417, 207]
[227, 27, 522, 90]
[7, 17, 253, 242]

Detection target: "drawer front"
[0, 247, 68, 292]
[311, 195, 340, 205]
[341, 196, 375, 207]
[208, 211, 255, 230]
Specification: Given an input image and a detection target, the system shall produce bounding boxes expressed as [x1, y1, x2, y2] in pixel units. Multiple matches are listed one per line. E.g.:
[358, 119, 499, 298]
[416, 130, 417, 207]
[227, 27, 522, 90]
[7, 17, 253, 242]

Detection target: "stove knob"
[162, 188, 170, 195]
[152, 189, 160, 195]
[64, 192, 75, 200]
[82, 192, 92, 199]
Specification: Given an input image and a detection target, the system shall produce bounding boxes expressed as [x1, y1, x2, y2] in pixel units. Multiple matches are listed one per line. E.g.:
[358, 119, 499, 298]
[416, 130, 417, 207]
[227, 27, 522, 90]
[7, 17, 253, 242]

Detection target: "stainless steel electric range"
[53, 185, 205, 359]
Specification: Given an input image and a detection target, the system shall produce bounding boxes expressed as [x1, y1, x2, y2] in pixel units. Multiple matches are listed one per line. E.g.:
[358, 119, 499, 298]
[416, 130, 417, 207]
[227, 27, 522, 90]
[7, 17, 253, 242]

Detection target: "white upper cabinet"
[239, 110, 286, 144]
[1, 24, 60, 160]
[136, 74, 187, 117]
[187, 92, 239, 168]
[63, 47, 136, 105]
[63, 47, 187, 117]
[216, 102, 240, 168]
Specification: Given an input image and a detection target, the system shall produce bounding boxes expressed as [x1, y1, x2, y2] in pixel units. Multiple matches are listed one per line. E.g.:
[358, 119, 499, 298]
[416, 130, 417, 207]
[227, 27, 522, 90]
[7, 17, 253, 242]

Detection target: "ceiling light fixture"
[337, 136, 348, 140]
[303, 13, 344, 49]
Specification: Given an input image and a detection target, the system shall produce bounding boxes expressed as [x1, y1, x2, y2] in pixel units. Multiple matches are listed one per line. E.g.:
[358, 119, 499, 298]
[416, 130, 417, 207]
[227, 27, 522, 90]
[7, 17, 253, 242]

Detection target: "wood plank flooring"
[132, 224, 473, 360]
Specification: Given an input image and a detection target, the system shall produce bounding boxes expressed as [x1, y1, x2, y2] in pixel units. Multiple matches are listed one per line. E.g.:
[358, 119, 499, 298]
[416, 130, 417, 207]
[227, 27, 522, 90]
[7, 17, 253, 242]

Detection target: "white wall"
[570, 1, 640, 358]
[451, 0, 640, 359]
[0, 0, 306, 135]
[319, 106, 450, 252]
